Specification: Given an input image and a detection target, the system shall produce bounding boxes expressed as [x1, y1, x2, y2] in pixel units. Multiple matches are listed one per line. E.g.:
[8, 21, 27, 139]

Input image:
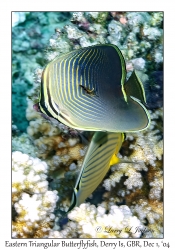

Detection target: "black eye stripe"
[46, 86, 59, 116]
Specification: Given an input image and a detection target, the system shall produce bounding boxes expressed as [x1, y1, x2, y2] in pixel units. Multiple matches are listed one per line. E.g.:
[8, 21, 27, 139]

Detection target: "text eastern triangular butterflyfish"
[39, 44, 150, 132]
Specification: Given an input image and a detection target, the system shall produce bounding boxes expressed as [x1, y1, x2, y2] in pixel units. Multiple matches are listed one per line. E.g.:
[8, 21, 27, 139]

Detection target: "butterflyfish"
[36, 44, 151, 213]
[67, 131, 125, 212]
[38, 44, 150, 132]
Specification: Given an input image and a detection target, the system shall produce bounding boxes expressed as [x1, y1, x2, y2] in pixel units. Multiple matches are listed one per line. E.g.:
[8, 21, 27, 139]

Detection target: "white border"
[1, 1, 174, 249]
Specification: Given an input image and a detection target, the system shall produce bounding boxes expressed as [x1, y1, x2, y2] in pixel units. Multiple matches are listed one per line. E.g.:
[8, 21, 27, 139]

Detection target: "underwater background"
[12, 11, 163, 238]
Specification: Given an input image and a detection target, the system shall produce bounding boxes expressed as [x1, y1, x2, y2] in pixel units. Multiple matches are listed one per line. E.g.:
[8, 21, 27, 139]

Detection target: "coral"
[142, 26, 163, 40]
[65, 24, 85, 40]
[12, 151, 59, 238]
[131, 58, 146, 71]
[12, 151, 49, 203]
[150, 12, 163, 27]
[103, 162, 147, 192]
[109, 109, 161, 172]
[147, 162, 163, 201]
[25, 100, 88, 213]
[126, 12, 151, 28]
[27, 116, 61, 139]
[100, 108, 163, 238]
[107, 20, 123, 45]
[26, 98, 87, 169]
[12, 12, 71, 132]
[12, 12, 29, 27]
[144, 71, 163, 109]
[12, 133, 37, 158]
[26, 104, 86, 172]
[131, 199, 163, 238]
[49, 203, 144, 238]
[34, 133, 85, 171]
[26, 84, 88, 214]
[86, 12, 108, 25]
[110, 12, 128, 25]
[103, 108, 163, 193]
[12, 122, 20, 136]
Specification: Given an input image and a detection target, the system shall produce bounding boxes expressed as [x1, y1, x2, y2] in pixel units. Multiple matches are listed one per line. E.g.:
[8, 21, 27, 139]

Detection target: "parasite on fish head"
[79, 84, 96, 97]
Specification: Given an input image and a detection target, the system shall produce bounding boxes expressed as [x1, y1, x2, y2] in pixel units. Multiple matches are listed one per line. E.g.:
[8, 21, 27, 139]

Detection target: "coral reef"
[48, 203, 145, 238]
[103, 108, 163, 191]
[26, 100, 87, 173]
[12, 12, 71, 132]
[12, 131, 37, 158]
[12, 12, 29, 27]
[12, 11, 163, 239]
[101, 108, 163, 238]
[12, 151, 59, 238]
[25, 99, 88, 212]
[131, 199, 163, 238]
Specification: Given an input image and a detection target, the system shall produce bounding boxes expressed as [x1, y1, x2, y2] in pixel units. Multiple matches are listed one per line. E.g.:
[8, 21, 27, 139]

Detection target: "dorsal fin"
[124, 70, 147, 104]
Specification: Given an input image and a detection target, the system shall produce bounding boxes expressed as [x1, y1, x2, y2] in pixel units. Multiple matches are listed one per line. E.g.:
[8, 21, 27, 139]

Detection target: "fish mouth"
[33, 102, 41, 113]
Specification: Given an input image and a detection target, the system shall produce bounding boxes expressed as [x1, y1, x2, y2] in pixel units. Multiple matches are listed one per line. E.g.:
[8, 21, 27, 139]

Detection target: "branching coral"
[102, 113, 163, 192]
[101, 108, 163, 238]
[26, 101, 88, 213]
[12, 151, 59, 238]
[131, 199, 163, 238]
[26, 99, 87, 172]
[103, 162, 147, 192]
[49, 203, 144, 238]
[27, 118, 86, 173]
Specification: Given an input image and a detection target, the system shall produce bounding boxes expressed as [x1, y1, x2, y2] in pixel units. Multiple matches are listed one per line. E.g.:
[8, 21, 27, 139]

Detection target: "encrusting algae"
[12, 11, 163, 238]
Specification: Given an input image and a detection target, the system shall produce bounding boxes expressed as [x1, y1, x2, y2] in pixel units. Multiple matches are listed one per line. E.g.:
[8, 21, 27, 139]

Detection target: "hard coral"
[101, 108, 163, 238]
[12, 151, 59, 238]
[131, 199, 163, 238]
[12, 132, 37, 157]
[28, 121, 85, 171]
[49, 203, 144, 238]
